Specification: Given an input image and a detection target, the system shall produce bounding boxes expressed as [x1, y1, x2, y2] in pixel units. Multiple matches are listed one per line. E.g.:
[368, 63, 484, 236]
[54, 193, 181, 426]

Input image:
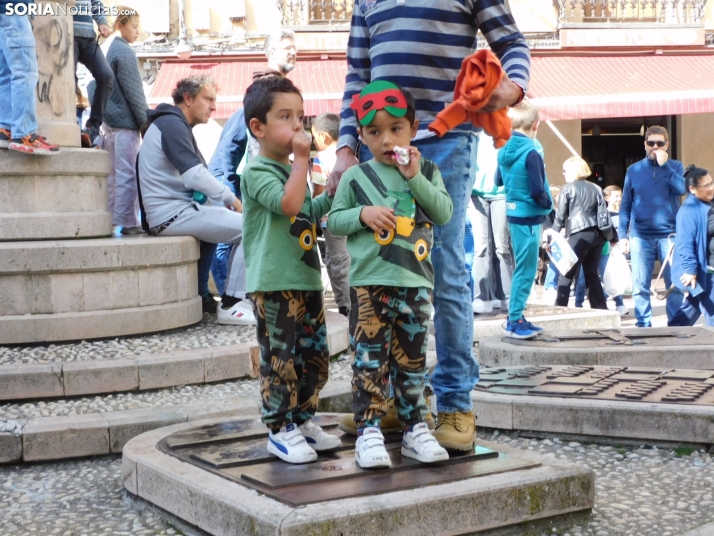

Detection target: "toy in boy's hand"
[292, 130, 312, 159]
[393, 146, 410, 165]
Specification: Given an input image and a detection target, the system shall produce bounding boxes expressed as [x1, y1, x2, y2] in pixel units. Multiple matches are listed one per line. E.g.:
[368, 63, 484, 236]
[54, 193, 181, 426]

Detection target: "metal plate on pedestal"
[157, 414, 540, 507]
[503, 327, 714, 348]
[478, 366, 714, 405]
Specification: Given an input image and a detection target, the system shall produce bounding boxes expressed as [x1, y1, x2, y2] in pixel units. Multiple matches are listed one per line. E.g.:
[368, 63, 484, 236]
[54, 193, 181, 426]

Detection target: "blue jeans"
[544, 262, 560, 291]
[198, 241, 218, 296]
[630, 236, 684, 327]
[0, 14, 38, 138]
[209, 178, 238, 295]
[360, 132, 480, 413]
[464, 213, 475, 300]
[575, 253, 624, 307]
[669, 273, 714, 326]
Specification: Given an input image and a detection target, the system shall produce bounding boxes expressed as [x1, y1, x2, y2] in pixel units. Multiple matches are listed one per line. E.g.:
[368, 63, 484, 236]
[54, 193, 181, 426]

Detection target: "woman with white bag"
[669, 166, 714, 326]
[551, 157, 617, 310]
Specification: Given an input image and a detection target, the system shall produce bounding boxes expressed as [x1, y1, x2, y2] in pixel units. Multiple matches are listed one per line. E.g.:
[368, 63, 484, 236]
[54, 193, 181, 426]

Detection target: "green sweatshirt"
[242, 156, 333, 292]
[328, 159, 453, 289]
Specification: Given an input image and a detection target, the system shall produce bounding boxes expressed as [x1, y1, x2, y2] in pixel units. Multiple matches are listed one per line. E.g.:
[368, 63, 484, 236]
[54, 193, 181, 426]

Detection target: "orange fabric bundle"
[428, 49, 512, 148]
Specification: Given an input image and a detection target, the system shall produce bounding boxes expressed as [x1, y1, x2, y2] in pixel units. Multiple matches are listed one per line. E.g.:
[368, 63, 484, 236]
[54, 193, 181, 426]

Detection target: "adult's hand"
[98, 24, 112, 38]
[228, 198, 243, 213]
[653, 149, 669, 166]
[680, 273, 697, 288]
[620, 238, 629, 254]
[480, 77, 522, 113]
[327, 146, 358, 196]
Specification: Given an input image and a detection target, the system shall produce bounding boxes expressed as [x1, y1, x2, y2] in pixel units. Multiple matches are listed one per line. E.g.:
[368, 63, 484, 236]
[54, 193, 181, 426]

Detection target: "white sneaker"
[355, 427, 392, 468]
[542, 288, 557, 305]
[472, 298, 493, 314]
[299, 420, 341, 451]
[616, 304, 629, 316]
[492, 299, 509, 310]
[402, 422, 449, 463]
[267, 423, 317, 464]
[217, 299, 256, 326]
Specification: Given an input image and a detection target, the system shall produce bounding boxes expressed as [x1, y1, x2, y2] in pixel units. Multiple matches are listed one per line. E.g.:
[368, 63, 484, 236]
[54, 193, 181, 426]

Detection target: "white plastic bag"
[603, 245, 632, 296]
[546, 231, 578, 275]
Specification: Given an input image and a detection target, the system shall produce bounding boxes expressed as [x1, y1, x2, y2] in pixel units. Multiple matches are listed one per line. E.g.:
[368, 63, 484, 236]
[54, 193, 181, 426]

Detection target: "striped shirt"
[73, 0, 109, 38]
[338, 0, 531, 152]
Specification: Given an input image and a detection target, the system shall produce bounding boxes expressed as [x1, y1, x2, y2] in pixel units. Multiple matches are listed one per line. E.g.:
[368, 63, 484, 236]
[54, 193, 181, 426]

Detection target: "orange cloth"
[428, 49, 512, 148]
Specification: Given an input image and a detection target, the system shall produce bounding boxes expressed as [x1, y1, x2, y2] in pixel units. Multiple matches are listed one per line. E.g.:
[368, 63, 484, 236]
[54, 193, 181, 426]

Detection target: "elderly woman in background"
[669, 166, 714, 326]
[551, 156, 615, 309]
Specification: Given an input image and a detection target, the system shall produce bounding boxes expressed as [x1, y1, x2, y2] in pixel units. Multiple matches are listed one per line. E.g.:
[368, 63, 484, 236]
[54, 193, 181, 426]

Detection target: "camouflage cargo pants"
[252, 290, 330, 431]
[350, 285, 432, 429]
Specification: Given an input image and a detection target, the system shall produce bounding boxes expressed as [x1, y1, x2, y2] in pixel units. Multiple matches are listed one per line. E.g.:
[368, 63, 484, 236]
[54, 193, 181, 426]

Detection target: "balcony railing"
[553, 0, 708, 25]
[277, 0, 353, 26]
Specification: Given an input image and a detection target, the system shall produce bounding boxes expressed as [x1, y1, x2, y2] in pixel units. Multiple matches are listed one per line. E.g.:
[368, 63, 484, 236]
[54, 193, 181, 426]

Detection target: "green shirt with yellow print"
[328, 159, 453, 289]
[242, 156, 333, 293]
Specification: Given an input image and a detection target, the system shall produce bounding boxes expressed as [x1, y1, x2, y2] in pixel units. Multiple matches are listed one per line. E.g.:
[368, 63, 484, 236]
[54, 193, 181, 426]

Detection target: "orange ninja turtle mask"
[350, 80, 408, 125]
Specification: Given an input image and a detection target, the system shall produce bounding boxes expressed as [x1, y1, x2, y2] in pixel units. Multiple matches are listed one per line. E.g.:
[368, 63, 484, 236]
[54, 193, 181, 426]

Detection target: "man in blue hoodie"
[618, 125, 685, 327]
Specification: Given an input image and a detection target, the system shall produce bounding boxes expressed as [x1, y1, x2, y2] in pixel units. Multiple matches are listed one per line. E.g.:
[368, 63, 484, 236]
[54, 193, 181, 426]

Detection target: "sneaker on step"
[401, 422, 449, 463]
[492, 299, 509, 310]
[267, 423, 317, 464]
[0, 127, 11, 149]
[8, 134, 60, 155]
[299, 420, 341, 451]
[217, 299, 256, 325]
[616, 304, 629, 316]
[472, 298, 493, 314]
[355, 427, 391, 469]
[120, 226, 145, 235]
[338, 396, 435, 435]
[542, 288, 557, 305]
[503, 318, 539, 339]
[522, 316, 544, 332]
[433, 411, 476, 452]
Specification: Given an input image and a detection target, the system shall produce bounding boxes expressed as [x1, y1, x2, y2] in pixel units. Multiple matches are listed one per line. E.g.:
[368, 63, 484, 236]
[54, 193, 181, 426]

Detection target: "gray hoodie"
[137, 104, 236, 228]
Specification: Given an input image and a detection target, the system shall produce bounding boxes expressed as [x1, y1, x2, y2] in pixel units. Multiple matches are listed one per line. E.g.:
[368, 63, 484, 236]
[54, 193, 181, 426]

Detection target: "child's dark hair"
[313, 113, 340, 140]
[355, 88, 417, 127]
[243, 76, 302, 131]
[684, 164, 710, 190]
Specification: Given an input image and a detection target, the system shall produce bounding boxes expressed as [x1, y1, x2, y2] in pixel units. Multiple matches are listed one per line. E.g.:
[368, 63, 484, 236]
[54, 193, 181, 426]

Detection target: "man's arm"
[328, 1, 369, 195]
[473, 0, 531, 111]
[663, 160, 687, 196]
[92, 0, 111, 36]
[618, 172, 633, 240]
[208, 110, 247, 188]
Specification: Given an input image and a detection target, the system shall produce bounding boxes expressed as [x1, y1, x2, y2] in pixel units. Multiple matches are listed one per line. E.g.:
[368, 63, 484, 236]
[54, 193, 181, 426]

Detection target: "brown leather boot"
[338, 397, 436, 435]
[432, 411, 476, 451]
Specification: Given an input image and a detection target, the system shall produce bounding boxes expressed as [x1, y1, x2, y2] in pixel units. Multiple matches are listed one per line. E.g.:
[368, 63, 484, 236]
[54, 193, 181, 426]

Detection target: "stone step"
[0, 148, 111, 240]
[0, 312, 349, 401]
[0, 235, 202, 344]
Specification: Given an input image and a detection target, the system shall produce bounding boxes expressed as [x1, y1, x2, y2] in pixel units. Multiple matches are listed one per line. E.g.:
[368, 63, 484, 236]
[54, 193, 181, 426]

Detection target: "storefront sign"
[295, 32, 349, 52]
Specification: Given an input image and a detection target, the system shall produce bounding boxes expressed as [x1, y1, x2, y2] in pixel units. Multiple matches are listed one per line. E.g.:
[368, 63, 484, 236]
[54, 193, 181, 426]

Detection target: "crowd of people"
[3, 0, 710, 467]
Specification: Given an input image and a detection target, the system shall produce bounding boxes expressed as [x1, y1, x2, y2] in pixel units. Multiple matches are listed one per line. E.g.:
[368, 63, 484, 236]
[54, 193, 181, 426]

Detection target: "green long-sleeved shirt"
[242, 156, 333, 292]
[328, 159, 452, 289]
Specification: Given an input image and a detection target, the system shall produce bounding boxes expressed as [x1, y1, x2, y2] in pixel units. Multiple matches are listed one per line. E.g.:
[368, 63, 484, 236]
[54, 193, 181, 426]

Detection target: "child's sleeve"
[310, 191, 333, 220]
[117, 48, 148, 127]
[525, 150, 552, 210]
[311, 155, 327, 186]
[242, 164, 289, 216]
[327, 170, 365, 236]
[408, 160, 453, 225]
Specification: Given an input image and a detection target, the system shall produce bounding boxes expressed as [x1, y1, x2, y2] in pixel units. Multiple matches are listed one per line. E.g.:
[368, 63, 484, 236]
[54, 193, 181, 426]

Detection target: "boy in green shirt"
[329, 81, 453, 468]
[241, 76, 340, 464]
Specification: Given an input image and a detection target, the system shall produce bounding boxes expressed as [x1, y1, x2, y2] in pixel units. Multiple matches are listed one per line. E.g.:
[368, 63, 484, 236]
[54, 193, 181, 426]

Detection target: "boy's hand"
[98, 24, 111, 38]
[227, 198, 243, 213]
[292, 130, 312, 160]
[394, 146, 421, 180]
[360, 206, 396, 234]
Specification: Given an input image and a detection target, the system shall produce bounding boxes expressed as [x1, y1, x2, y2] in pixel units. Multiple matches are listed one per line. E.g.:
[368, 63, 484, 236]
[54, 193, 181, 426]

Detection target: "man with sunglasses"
[619, 125, 686, 327]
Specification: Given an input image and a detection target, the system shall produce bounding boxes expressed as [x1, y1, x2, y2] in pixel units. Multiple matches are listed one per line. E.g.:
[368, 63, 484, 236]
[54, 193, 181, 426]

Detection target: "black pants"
[74, 36, 114, 129]
[555, 227, 608, 310]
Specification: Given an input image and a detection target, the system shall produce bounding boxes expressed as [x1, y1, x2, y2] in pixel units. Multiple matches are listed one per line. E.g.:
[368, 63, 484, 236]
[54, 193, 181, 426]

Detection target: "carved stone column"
[31, 0, 81, 147]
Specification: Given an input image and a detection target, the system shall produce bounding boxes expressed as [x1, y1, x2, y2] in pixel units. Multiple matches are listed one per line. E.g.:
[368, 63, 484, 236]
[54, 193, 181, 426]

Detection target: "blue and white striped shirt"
[338, 0, 531, 152]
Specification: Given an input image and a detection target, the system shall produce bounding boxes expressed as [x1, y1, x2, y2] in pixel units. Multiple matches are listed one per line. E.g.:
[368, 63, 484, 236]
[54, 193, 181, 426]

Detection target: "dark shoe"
[0, 127, 11, 149]
[338, 306, 349, 317]
[201, 292, 218, 314]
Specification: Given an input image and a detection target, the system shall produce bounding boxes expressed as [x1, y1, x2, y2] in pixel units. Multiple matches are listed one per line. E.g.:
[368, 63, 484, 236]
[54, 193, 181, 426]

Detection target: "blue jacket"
[497, 132, 552, 223]
[671, 194, 710, 293]
[619, 156, 686, 240]
[208, 108, 247, 197]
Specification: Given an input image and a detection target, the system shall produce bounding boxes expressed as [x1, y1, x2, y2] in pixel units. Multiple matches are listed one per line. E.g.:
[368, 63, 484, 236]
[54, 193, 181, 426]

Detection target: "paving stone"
[0, 363, 64, 400]
[63, 359, 139, 396]
[137, 353, 205, 391]
[203, 344, 253, 383]
[22, 413, 109, 461]
[0, 432, 21, 463]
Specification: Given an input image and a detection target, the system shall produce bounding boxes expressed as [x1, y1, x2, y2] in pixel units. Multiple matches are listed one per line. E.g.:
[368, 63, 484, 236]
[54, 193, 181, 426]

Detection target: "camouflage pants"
[252, 290, 330, 431]
[350, 285, 432, 429]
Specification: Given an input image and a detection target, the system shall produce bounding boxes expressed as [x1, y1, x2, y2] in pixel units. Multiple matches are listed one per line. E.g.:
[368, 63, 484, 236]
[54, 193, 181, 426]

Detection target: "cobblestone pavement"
[1, 430, 712, 535]
[0, 316, 255, 366]
[0, 354, 353, 422]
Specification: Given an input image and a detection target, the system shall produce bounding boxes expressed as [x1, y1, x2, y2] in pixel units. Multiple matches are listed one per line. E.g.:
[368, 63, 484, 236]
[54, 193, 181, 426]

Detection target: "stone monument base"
[123, 414, 594, 535]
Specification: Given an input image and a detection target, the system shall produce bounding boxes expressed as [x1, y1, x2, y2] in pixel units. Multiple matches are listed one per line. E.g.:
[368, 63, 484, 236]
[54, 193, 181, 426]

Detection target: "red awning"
[528, 55, 714, 121]
[148, 58, 347, 119]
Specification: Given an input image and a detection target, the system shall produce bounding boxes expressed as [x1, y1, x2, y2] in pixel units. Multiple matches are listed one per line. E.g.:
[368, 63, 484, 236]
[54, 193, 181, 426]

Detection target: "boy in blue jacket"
[496, 101, 552, 339]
